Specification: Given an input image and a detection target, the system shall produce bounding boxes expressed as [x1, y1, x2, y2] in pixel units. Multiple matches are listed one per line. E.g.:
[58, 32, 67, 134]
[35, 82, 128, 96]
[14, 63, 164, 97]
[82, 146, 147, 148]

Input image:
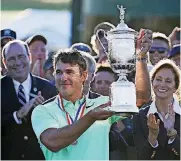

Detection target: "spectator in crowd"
[31, 49, 124, 160]
[1, 29, 16, 49]
[169, 27, 181, 47]
[133, 59, 180, 160]
[148, 32, 171, 66]
[43, 52, 55, 84]
[71, 43, 100, 99]
[1, 40, 57, 160]
[168, 44, 180, 68]
[1, 29, 16, 76]
[94, 64, 117, 96]
[91, 22, 115, 63]
[26, 35, 47, 78]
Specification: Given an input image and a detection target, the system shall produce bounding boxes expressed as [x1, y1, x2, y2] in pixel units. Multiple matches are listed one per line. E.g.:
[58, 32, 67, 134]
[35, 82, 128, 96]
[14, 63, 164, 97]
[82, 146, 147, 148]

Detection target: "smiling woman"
[150, 59, 180, 98]
[133, 59, 180, 160]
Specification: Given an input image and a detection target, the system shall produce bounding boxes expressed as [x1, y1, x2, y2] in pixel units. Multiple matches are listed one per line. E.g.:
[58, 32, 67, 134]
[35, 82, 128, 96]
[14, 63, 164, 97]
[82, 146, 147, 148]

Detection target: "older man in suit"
[1, 40, 57, 160]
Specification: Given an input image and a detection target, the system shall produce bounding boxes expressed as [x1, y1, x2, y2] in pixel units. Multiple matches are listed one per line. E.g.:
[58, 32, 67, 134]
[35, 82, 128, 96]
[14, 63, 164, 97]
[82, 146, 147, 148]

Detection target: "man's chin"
[12, 74, 28, 82]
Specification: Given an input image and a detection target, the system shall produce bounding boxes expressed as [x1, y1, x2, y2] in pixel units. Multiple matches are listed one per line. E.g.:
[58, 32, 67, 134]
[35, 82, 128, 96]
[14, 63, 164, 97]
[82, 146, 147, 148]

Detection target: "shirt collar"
[13, 74, 31, 93]
[54, 94, 93, 110]
[147, 97, 181, 118]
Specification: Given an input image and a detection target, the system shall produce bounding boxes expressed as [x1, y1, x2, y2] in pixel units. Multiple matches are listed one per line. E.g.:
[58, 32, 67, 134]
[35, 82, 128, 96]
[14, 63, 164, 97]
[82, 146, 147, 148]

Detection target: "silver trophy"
[97, 5, 139, 115]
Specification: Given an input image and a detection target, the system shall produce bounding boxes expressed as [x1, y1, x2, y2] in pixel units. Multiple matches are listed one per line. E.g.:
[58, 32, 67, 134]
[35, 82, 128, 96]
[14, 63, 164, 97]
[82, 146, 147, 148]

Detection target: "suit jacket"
[133, 105, 180, 160]
[1, 74, 57, 160]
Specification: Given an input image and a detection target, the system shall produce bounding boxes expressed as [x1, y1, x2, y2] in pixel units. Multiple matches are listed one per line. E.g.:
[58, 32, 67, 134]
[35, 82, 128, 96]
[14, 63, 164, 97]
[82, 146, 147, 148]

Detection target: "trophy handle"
[96, 29, 108, 55]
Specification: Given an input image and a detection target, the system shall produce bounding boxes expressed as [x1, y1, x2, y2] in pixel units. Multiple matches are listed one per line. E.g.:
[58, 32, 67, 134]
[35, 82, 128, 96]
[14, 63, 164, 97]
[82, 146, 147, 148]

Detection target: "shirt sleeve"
[13, 111, 22, 124]
[168, 138, 176, 144]
[31, 105, 60, 140]
[149, 140, 159, 148]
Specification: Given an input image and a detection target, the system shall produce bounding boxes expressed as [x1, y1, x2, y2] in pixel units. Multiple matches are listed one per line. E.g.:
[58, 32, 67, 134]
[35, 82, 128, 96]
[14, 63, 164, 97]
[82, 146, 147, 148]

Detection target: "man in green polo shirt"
[31, 49, 120, 160]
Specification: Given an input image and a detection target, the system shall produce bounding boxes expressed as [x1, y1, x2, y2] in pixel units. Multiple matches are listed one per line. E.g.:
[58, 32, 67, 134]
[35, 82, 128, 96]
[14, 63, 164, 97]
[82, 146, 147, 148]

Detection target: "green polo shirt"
[31, 95, 122, 160]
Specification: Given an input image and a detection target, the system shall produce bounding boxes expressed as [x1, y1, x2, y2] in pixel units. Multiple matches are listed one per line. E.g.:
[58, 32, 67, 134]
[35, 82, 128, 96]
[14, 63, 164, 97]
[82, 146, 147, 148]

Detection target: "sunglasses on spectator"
[149, 47, 169, 54]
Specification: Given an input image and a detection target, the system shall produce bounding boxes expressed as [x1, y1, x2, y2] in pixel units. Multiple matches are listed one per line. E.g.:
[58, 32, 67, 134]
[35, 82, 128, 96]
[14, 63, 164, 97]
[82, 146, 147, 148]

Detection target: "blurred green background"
[1, 0, 180, 49]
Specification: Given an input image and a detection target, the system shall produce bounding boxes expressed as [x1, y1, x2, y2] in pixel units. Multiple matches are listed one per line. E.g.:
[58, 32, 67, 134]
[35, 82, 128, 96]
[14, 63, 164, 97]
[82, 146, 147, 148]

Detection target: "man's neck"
[61, 92, 84, 104]
[12, 75, 28, 84]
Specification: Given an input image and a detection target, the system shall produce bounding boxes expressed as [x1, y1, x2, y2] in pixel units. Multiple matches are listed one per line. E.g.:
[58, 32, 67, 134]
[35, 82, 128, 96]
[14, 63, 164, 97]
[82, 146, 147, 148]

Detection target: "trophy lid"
[108, 5, 136, 34]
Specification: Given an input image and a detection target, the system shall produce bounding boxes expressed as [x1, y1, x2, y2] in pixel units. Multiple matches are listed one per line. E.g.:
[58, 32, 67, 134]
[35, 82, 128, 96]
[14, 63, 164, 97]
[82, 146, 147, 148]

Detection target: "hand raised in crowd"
[169, 26, 181, 47]
[32, 59, 44, 77]
[147, 113, 160, 146]
[137, 29, 153, 55]
[88, 101, 114, 121]
[17, 91, 45, 119]
[161, 104, 175, 131]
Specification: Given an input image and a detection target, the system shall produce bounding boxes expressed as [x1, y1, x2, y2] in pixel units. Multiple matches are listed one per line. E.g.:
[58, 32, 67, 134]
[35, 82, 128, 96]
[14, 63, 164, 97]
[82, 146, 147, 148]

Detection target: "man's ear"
[81, 71, 88, 82]
[29, 52, 32, 64]
[2, 59, 7, 68]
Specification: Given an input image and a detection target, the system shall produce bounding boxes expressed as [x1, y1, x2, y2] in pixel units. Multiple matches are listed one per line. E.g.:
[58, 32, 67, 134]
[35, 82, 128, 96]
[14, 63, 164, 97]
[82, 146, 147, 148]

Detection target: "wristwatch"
[136, 53, 148, 61]
[136, 56, 147, 62]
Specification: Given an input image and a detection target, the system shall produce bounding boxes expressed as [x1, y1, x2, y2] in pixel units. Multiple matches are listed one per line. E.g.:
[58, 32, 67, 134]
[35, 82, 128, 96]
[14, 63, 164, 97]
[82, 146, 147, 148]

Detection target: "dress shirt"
[12, 74, 32, 124]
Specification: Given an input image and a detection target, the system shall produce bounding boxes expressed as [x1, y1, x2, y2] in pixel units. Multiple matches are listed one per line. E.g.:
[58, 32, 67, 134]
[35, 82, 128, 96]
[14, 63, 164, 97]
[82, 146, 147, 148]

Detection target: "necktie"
[18, 84, 26, 106]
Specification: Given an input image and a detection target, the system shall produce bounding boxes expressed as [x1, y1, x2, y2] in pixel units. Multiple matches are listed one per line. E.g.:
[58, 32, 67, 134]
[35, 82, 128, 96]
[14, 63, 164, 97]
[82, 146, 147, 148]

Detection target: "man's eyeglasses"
[149, 47, 169, 54]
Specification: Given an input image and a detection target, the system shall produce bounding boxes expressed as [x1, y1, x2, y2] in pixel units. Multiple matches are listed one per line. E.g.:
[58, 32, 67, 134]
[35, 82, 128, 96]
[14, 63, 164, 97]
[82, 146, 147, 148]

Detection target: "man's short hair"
[80, 51, 96, 74]
[53, 49, 87, 74]
[95, 63, 118, 80]
[152, 32, 171, 49]
[71, 43, 96, 74]
[2, 40, 30, 60]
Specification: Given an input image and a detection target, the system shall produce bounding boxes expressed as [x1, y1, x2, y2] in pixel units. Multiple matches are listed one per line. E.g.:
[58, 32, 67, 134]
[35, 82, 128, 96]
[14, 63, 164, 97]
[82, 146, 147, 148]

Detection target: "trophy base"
[113, 112, 137, 117]
[109, 105, 139, 117]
